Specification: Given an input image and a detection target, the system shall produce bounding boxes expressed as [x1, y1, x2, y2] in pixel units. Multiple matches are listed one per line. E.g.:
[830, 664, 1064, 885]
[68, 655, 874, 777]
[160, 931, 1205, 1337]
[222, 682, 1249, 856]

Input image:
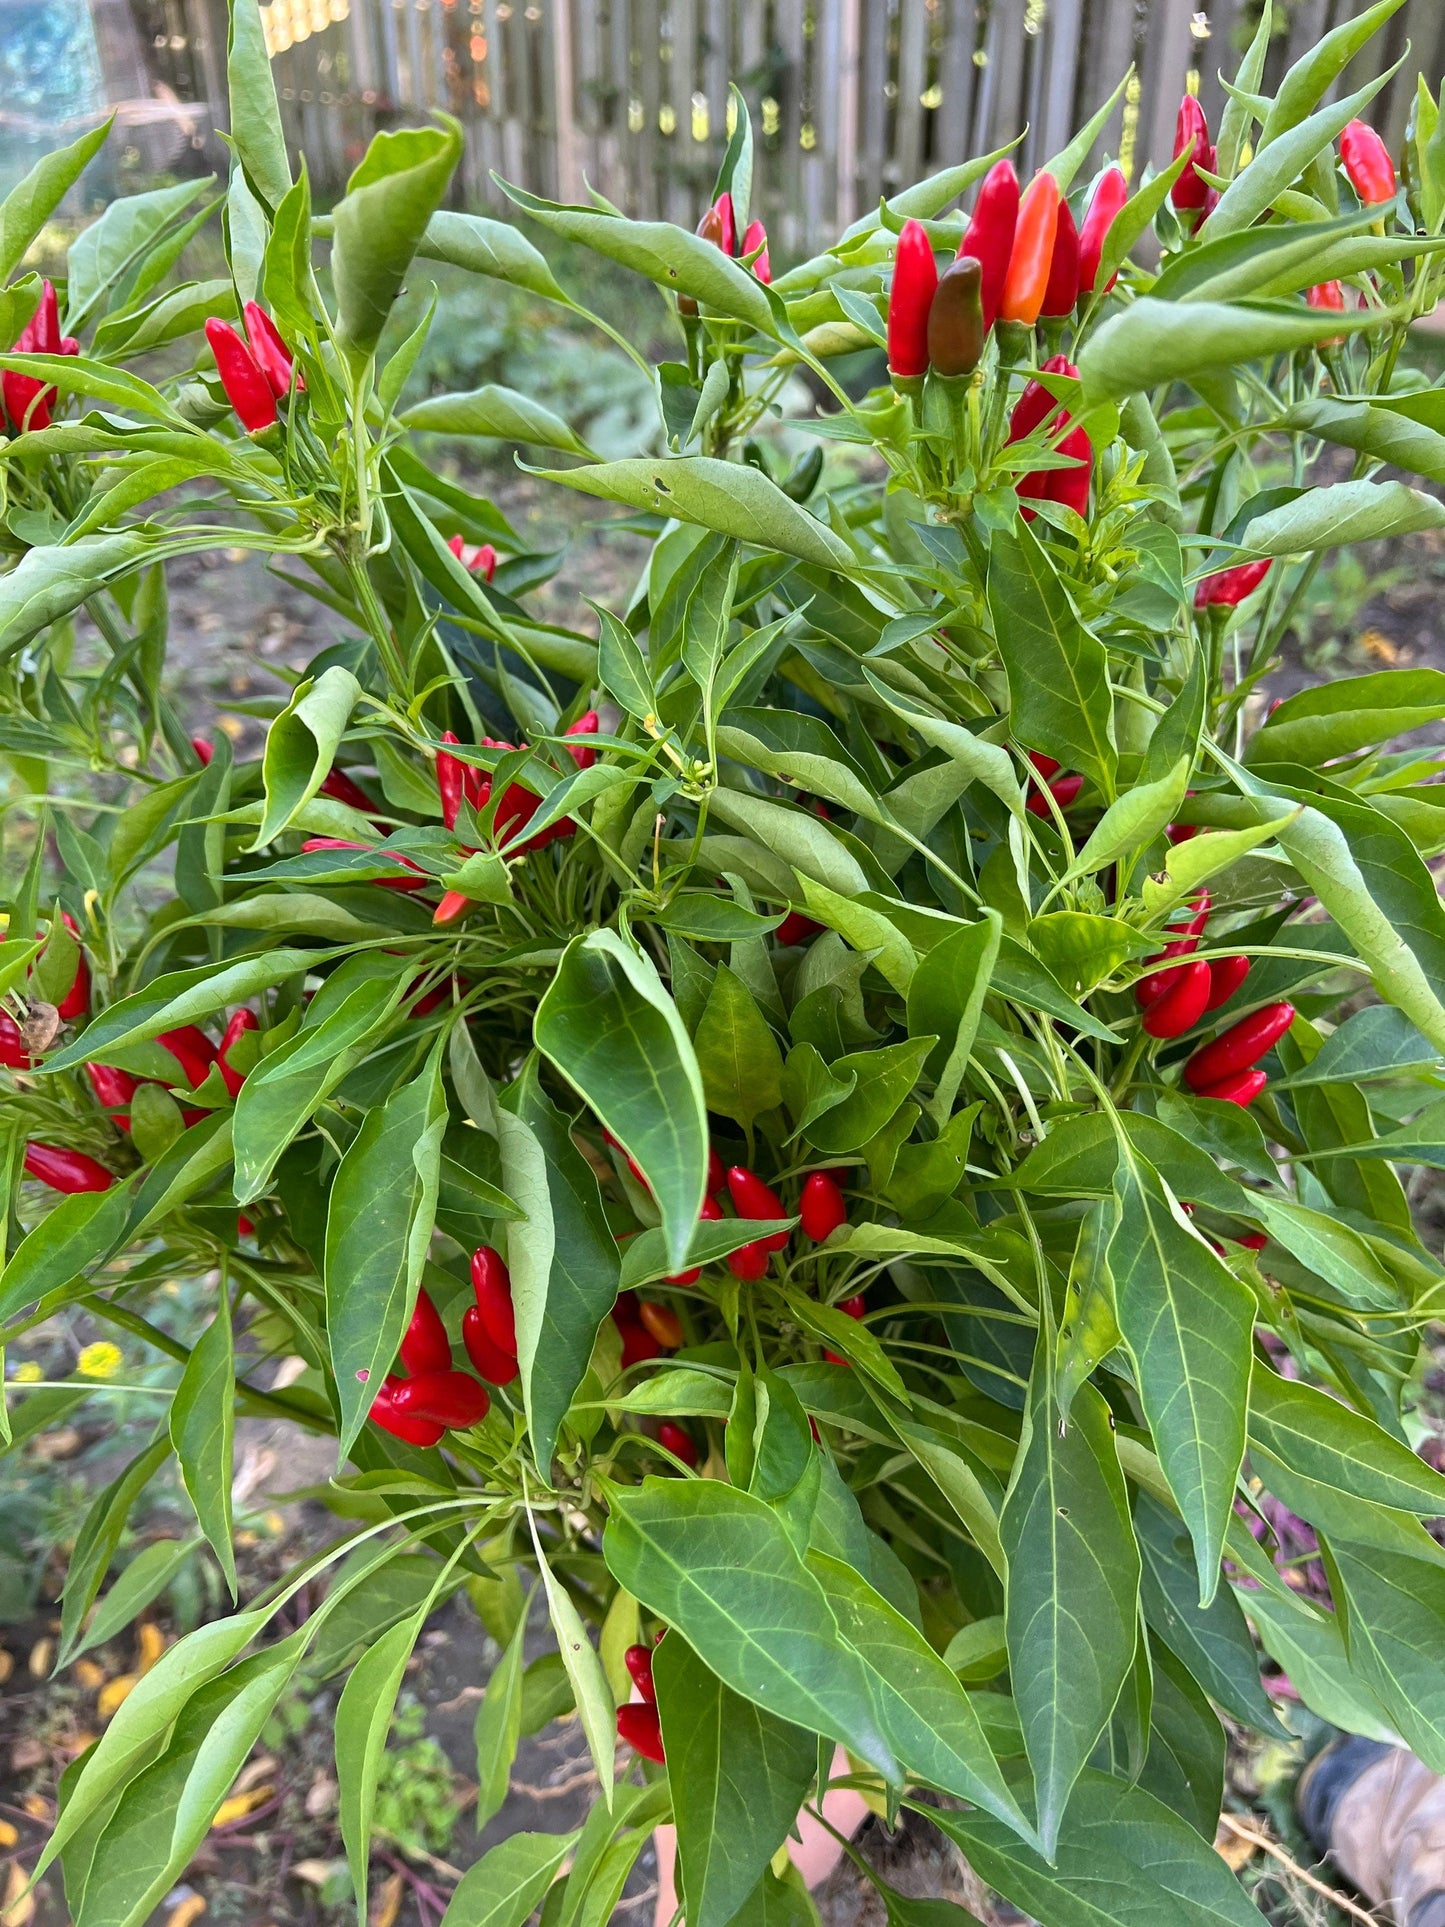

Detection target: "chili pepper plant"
[7, 1, 1445, 1921]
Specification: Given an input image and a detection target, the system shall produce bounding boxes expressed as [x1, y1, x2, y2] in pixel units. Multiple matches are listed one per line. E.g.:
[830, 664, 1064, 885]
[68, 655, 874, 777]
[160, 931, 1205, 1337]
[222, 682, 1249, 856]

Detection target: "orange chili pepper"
[999, 173, 1061, 326]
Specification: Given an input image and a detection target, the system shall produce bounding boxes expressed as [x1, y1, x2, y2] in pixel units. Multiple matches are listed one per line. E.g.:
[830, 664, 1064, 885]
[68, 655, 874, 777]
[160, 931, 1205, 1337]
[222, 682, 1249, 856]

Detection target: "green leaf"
[1327, 1540, 1445, 1772]
[70, 1539, 198, 1667]
[337, 1612, 423, 1920]
[332, 119, 464, 355]
[527, 456, 854, 569]
[325, 1051, 447, 1455]
[1248, 1195, 1401, 1309]
[403, 383, 592, 456]
[1237, 480, 1445, 557]
[0, 1182, 132, 1322]
[255, 665, 361, 847]
[989, 519, 1116, 796]
[1284, 394, 1445, 482]
[1257, 0, 1408, 148]
[65, 179, 208, 326]
[694, 963, 784, 1131]
[603, 1477, 903, 1784]
[1000, 1347, 1139, 1857]
[1068, 761, 1190, 879]
[1249, 668, 1445, 767]
[1079, 298, 1392, 402]
[1108, 1148, 1254, 1603]
[438, 1831, 577, 1927]
[811, 1550, 1029, 1838]
[0, 533, 157, 658]
[928, 1769, 1267, 1926]
[46, 949, 324, 1074]
[1135, 1494, 1288, 1737]
[594, 603, 656, 722]
[500, 184, 775, 334]
[802, 1037, 933, 1156]
[1140, 813, 1299, 917]
[59, 1436, 174, 1665]
[1202, 60, 1403, 241]
[503, 1060, 621, 1468]
[474, 1596, 528, 1828]
[417, 209, 569, 302]
[1095, 152, 1194, 295]
[1251, 1363, 1445, 1516]
[529, 1513, 616, 1800]
[1280, 1004, 1438, 1088]
[535, 929, 707, 1276]
[227, 0, 291, 210]
[707, 789, 871, 897]
[654, 1632, 817, 1927]
[169, 1296, 237, 1595]
[0, 119, 112, 283]
[906, 912, 1000, 1124]
[1244, 1585, 1397, 1743]
[74, 1633, 302, 1927]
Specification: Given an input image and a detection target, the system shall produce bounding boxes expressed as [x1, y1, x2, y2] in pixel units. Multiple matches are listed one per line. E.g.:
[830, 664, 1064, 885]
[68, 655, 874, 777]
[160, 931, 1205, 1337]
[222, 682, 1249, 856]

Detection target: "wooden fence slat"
[1038, 0, 1084, 168]
[1139, 0, 1195, 178]
[893, 0, 928, 194]
[857, 0, 889, 214]
[936, 0, 977, 171]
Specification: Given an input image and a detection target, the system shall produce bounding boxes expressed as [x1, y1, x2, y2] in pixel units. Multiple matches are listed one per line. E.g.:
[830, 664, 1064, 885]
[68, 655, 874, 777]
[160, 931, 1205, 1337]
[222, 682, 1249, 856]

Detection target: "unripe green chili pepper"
[926, 255, 985, 376]
[1340, 119, 1396, 205]
[781, 445, 824, 501]
[961, 159, 1019, 334]
[999, 172, 1060, 325]
[1184, 1002, 1295, 1092]
[887, 218, 938, 378]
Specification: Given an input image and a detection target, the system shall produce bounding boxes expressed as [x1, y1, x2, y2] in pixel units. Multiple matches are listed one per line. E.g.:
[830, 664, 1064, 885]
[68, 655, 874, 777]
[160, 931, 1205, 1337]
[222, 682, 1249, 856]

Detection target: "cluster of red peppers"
[2, 280, 78, 435]
[1024, 750, 1084, 818]
[616, 1634, 666, 1763]
[886, 158, 1129, 384]
[1006, 352, 1090, 518]
[1133, 894, 1294, 1106]
[369, 1246, 527, 1446]
[682, 189, 770, 313]
[447, 533, 497, 580]
[204, 303, 300, 435]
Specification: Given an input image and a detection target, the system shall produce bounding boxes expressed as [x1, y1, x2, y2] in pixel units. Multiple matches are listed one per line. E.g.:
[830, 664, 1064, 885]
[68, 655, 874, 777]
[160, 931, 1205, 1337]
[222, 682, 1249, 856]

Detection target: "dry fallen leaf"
[30, 1428, 80, 1462]
[97, 1674, 137, 1718]
[137, 1623, 167, 1675]
[0, 1650, 12, 1685]
[1359, 626, 1399, 662]
[1213, 1819, 1257, 1871]
[304, 1776, 337, 1818]
[26, 1640, 51, 1680]
[370, 1869, 404, 1927]
[234, 1756, 277, 1795]
[0, 1822, 16, 1849]
[73, 1659, 105, 1690]
[165, 1896, 207, 1927]
[1, 1862, 35, 1927]
[210, 1786, 273, 1829]
[19, 1798, 48, 1823]
[20, 1002, 61, 1054]
[289, 1859, 345, 1889]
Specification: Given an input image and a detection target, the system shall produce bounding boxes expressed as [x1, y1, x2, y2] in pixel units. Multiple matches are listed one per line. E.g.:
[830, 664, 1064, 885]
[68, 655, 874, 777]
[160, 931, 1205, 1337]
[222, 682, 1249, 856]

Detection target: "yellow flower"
[77, 1342, 123, 1380]
[11, 1360, 42, 1383]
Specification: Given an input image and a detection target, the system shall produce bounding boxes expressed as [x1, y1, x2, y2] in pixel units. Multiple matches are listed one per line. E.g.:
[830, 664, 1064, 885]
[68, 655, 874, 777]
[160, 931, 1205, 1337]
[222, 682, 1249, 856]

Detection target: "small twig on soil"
[508, 1769, 601, 1801]
[613, 1886, 658, 1913]
[1216, 1812, 1381, 1925]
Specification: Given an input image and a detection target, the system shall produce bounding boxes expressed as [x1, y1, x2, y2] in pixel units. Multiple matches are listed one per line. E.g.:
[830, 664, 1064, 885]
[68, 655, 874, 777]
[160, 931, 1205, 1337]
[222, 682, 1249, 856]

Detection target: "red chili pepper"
[1237, 1232, 1269, 1252]
[1000, 172, 1060, 325]
[839, 1294, 866, 1320]
[84, 1062, 138, 1125]
[191, 737, 215, 766]
[1141, 959, 1213, 1039]
[639, 1301, 683, 1349]
[887, 219, 938, 378]
[1184, 1002, 1295, 1092]
[242, 301, 302, 399]
[0, 1013, 30, 1070]
[1340, 119, 1396, 206]
[1040, 196, 1080, 318]
[217, 1008, 258, 1098]
[961, 159, 1020, 335]
[370, 1376, 446, 1446]
[741, 218, 770, 283]
[1078, 167, 1128, 296]
[617, 1701, 666, 1763]
[1171, 97, 1212, 212]
[319, 766, 374, 815]
[461, 1305, 520, 1385]
[1025, 771, 1083, 816]
[205, 318, 277, 433]
[1307, 281, 1346, 313]
[1005, 353, 1076, 445]
[726, 1166, 790, 1250]
[470, 1244, 518, 1357]
[657, 1420, 699, 1467]
[706, 1148, 725, 1196]
[714, 192, 737, 257]
[432, 891, 470, 927]
[1194, 560, 1272, 609]
[447, 534, 497, 580]
[1048, 424, 1093, 517]
[400, 1285, 453, 1376]
[624, 1643, 657, 1703]
[727, 1240, 770, 1282]
[437, 731, 467, 831]
[776, 911, 824, 946]
[1196, 1068, 1268, 1108]
[3, 279, 62, 433]
[158, 1025, 217, 1089]
[390, 1370, 490, 1430]
[1205, 956, 1250, 1010]
[800, 1171, 847, 1242]
[237, 1213, 256, 1238]
[24, 1142, 114, 1193]
[50, 911, 90, 1022]
[564, 710, 600, 770]
[669, 1193, 721, 1287]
